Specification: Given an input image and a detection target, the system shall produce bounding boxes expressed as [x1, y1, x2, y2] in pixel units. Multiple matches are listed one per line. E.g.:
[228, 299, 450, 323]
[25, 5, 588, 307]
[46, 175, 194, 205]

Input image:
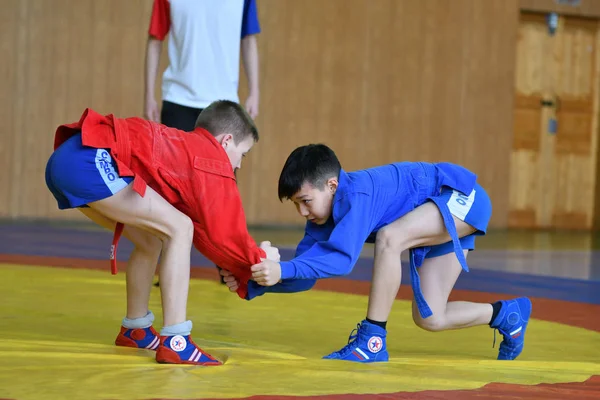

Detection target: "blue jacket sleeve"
[279, 193, 375, 280]
[245, 232, 318, 300]
[245, 278, 317, 300]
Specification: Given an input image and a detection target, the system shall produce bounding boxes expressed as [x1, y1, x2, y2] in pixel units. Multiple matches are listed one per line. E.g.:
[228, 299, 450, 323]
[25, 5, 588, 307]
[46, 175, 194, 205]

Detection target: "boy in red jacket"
[45, 100, 278, 365]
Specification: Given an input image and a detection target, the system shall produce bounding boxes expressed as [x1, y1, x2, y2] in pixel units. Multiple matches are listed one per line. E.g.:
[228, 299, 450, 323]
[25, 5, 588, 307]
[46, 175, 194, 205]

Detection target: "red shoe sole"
[156, 346, 222, 366]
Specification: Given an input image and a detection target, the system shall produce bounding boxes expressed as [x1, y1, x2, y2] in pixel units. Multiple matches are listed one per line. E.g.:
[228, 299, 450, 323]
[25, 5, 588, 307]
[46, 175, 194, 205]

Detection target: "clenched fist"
[219, 269, 239, 293]
[259, 241, 280, 262]
[251, 259, 282, 286]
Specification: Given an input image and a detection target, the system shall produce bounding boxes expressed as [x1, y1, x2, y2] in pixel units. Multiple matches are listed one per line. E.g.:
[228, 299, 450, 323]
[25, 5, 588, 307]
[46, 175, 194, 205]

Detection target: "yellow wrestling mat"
[1, 264, 599, 400]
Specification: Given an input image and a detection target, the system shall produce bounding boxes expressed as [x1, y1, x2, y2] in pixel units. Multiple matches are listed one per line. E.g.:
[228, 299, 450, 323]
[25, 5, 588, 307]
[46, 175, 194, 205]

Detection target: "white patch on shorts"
[95, 149, 129, 195]
[447, 188, 476, 221]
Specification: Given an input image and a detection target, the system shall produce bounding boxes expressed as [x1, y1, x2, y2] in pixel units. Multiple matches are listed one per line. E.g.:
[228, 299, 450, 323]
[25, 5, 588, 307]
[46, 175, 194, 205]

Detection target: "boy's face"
[290, 179, 338, 225]
[219, 134, 255, 171]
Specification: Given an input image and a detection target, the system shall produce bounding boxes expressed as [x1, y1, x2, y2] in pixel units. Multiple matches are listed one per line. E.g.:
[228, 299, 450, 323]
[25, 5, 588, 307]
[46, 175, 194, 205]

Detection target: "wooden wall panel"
[520, 0, 600, 18]
[0, 0, 153, 221]
[510, 12, 600, 230]
[0, 1, 19, 219]
[238, 0, 520, 228]
[2, 0, 520, 229]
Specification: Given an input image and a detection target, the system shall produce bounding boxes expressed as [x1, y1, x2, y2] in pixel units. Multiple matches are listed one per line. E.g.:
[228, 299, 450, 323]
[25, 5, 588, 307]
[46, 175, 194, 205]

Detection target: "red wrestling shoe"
[156, 335, 222, 365]
[115, 326, 160, 350]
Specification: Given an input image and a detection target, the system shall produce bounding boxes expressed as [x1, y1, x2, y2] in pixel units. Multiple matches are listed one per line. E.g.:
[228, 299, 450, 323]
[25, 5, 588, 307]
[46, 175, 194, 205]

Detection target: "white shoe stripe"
[510, 326, 522, 336]
[355, 348, 370, 360]
[146, 337, 159, 349]
[150, 337, 159, 349]
[194, 350, 203, 362]
[189, 348, 198, 361]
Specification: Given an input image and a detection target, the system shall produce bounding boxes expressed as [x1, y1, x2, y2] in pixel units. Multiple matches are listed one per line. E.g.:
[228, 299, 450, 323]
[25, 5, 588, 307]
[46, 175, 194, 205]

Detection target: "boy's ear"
[216, 133, 234, 148]
[326, 177, 338, 193]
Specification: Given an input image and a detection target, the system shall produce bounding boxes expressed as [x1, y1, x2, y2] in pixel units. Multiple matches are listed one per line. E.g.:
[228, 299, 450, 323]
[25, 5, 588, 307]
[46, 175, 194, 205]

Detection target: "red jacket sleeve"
[148, 0, 170, 40]
[183, 163, 266, 299]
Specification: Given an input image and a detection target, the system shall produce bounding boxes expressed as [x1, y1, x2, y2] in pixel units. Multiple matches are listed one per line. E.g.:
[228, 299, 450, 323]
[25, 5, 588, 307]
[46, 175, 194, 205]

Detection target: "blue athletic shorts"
[425, 182, 492, 259]
[45, 132, 133, 210]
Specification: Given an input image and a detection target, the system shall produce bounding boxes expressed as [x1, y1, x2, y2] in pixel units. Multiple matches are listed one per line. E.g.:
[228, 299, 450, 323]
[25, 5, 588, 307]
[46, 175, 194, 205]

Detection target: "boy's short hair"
[278, 144, 341, 201]
[194, 100, 259, 144]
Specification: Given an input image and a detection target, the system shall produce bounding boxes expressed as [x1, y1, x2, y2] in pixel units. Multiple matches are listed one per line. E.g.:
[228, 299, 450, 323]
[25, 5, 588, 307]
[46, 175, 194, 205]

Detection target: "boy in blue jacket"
[223, 144, 531, 363]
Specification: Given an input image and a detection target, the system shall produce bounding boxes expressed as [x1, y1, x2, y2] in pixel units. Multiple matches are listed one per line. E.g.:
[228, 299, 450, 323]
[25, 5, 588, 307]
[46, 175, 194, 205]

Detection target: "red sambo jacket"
[54, 108, 265, 299]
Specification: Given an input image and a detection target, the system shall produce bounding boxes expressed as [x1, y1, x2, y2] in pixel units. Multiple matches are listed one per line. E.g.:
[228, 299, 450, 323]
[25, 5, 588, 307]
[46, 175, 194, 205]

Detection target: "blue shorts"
[45, 133, 133, 210]
[425, 182, 492, 259]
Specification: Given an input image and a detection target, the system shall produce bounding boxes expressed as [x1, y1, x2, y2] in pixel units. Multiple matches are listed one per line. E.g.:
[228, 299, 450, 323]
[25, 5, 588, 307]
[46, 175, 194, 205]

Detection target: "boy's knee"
[165, 214, 194, 242]
[375, 226, 407, 253]
[412, 310, 446, 332]
[131, 231, 162, 257]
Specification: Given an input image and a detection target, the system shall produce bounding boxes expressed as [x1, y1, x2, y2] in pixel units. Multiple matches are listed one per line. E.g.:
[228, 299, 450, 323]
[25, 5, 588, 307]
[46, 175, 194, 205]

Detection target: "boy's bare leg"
[329, 203, 529, 363]
[87, 183, 193, 326]
[79, 208, 162, 320]
[367, 202, 479, 323]
[411, 250, 492, 331]
[364, 202, 530, 362]
[325, 202, 483, 361]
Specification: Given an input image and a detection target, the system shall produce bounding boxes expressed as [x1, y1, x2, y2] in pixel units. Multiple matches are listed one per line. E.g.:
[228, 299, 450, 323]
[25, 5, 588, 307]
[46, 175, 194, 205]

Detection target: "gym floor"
[0, 221, 599, 400]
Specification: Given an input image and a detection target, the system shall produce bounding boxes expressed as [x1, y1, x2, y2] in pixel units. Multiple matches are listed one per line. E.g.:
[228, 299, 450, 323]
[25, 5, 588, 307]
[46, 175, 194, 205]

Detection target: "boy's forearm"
[241, 35, 259, 95]
[145, 38, 162, 101]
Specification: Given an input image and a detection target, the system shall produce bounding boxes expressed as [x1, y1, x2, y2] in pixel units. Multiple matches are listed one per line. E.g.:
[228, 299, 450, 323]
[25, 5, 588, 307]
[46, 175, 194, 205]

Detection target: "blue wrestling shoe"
[490, 297, 532, 360]
[323, 320, 389, 363]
